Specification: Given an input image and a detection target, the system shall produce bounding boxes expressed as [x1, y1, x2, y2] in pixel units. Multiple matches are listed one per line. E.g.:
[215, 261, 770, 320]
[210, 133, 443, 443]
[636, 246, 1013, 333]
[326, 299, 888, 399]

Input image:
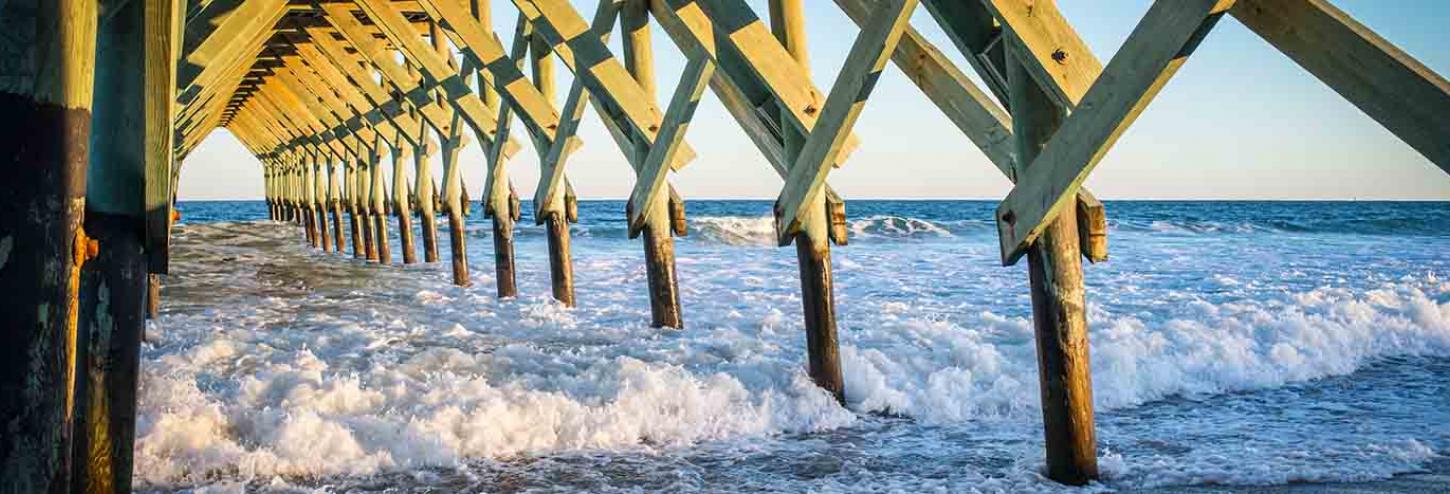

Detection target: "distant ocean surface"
[139, 200, 1450, 493]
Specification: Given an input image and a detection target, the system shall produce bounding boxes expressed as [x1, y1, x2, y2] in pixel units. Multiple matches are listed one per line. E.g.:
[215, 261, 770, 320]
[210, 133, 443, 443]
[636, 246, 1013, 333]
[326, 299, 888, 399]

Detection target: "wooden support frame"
[773, 0, 917, 243]
[996, 0, 1234, 265]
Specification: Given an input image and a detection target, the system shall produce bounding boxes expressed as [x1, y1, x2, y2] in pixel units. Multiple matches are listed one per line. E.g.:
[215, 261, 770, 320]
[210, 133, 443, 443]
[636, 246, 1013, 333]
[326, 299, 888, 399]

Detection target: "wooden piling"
[146, 274, 161, 319]
[441, 128, 471, 287]
[346, 162, 364, 258]
[328, 159, 345, 253]
[72, 212, 146, 494]
[623, 0, 684, 328]
[313, 156, 332, 252]
[1007, 45, 1097, 486]
[532, 34, 576, 306]
[393, 143, 418, 264]
[770, 0, 845, 403]
[370, 147, 392, 264]
[415, 136, 441, 263]
[359, 160, 379, 261]
[0, 1, 100, 491]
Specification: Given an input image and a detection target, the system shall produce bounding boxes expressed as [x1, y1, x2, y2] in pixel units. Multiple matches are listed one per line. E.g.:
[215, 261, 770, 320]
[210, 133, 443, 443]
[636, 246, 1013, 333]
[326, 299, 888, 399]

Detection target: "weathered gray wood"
[1007, 43, 1098, 486]
[1232, 0, 1450, 175]
[995, 0, 1233, 265]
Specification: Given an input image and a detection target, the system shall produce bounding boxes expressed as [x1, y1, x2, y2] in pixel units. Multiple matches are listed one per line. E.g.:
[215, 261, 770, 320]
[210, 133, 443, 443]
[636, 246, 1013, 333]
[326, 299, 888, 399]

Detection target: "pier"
[1, 0, 1448, 492]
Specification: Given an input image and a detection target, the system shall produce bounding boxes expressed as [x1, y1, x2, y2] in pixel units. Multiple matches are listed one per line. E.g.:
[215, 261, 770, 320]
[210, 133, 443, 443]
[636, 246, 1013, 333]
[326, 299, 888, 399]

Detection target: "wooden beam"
[995, 0, 1234, 264]
[1232, 0, 1450, 175]
[626, 54, 714, 235]
[774, 0, 916, 243]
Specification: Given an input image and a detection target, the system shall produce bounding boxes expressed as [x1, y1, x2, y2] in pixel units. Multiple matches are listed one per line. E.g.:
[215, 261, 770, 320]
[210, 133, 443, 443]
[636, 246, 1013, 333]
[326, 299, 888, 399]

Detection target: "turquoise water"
[140, 200, 1450, 492]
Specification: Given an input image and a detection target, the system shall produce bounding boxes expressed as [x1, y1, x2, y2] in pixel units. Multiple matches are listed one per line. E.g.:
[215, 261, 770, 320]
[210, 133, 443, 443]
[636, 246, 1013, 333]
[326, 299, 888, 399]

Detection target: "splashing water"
[138, 200, 1450, 492]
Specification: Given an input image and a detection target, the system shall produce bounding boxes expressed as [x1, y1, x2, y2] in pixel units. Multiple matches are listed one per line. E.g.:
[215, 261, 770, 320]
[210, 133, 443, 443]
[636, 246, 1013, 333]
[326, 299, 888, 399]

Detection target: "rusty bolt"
[1051, 49, 1068, 64]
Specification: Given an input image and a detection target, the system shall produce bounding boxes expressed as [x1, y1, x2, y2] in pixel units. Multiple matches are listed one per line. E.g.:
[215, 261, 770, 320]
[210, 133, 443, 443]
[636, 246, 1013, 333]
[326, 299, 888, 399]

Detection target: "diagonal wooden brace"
[995, 0, 1235, 265]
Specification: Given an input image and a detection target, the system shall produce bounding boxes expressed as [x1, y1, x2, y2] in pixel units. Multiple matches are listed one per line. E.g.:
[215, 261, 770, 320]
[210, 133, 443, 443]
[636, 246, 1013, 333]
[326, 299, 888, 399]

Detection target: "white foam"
[134, 222, 1450, 490]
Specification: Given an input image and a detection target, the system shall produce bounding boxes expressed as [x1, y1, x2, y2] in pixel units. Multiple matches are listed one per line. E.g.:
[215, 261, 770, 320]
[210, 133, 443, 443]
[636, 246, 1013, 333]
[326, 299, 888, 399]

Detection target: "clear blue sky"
[180, 0, 1450, 200]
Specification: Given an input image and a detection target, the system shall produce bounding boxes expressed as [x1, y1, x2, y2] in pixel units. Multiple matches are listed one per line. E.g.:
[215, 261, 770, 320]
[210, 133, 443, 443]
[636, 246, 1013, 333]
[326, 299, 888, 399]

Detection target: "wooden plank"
[774, 0, 917, 243]
[996, 0, 1234, 264]
[1232, 0, 1450, 174]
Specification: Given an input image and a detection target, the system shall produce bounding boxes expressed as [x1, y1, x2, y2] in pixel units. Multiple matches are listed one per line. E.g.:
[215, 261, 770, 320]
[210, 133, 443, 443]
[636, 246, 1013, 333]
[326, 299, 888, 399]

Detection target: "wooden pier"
[1, 0, 1448, 491]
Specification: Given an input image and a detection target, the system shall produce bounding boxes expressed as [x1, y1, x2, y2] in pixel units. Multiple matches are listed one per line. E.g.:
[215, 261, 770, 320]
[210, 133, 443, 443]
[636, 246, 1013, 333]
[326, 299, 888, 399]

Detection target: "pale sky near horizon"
[179, 0, 1450, 201]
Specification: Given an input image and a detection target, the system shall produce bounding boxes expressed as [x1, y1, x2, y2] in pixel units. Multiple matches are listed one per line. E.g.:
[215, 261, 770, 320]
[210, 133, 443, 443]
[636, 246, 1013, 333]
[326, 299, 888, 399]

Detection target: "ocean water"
[139, 200, 1450, 493]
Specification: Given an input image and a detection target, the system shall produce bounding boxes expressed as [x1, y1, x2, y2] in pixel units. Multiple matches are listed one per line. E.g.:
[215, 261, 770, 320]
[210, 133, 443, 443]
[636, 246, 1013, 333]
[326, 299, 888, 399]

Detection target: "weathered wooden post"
[346, 160, 364, 258]
[771, 0, 844, 403]
[1006, 37, 1098, 489]
[532, 34, 576, 306]
[302, 160, 320, 246]
[147, 274, 161, 319]
[327, 156, 345, 253]
[0, 1, 100, 491]
[621, 0, 684, 328]
[414, 127, 441, 263]
[392, 139, 419, 263]
[440, 122, 471, 286]
[370, 143, 393, 263]
[70, 0, 176, 487]
[466, 0, 520, 298]
[312, 154, 332, 251]
[359, 156, 379, 261]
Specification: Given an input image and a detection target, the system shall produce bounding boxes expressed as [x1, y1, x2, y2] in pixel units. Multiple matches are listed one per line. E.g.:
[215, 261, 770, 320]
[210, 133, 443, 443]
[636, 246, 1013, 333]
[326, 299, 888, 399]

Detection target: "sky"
[179, 0, 1450, 201]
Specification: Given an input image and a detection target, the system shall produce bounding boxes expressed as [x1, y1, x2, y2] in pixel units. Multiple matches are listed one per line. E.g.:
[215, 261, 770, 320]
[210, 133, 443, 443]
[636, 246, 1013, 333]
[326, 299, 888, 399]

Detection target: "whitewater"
[136, 200, 1449, 493]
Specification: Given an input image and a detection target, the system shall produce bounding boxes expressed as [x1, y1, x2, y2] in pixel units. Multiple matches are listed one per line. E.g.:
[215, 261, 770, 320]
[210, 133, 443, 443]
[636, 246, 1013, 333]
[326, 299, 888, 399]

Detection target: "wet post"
[312, 154, 332, 252]
[0, 0, 100, 491]
[393, 140, 418, 264]
[370, 144, 392, 264]
[532, 34, 575, 306]
[301, 162, 319, 247]
[622, 0, 684, 328]
[1006, 46, 1097, 485]
[327, 157, 345, 253]
[471, 0, 519, 298]
[69, 0, 174, 488]
[770, 0, 844, 403]
[440, 126, 470, 286]
[345, 160, 364, 258]
[147, 274, 161, 319]
[414, 133, 441, 263]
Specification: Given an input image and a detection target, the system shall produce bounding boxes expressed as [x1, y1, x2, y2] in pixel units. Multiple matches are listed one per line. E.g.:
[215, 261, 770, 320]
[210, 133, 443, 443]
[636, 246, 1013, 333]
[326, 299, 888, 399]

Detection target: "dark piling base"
[1027, 211, 1098, 485]
[315, 207, 331, 252]
[397, 212, 417, 264]
[491, 215, 517, 298]
[373, 212, 392, 264]
[361, 209, 378, 262]
[72, 212, 146, 494]
[545, 212, 575, 306]
[0, 90, 92, 494]
[795, 236, 844, 404]
[331, 205, 344, 253]
[642, 223, 683, 328]
[146, 274, 160, 320]
[419, 211, 440, 263]
[447, 210, 470, 287]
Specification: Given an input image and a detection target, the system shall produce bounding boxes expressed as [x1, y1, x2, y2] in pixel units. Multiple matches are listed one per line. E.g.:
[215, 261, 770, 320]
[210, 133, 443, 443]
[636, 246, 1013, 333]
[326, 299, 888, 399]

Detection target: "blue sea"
[138, 200, 1450, 492]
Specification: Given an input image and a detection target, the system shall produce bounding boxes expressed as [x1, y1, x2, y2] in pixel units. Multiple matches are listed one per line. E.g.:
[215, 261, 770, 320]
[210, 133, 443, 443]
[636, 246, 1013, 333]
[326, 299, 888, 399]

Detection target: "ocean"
[137, 200, 1450, 493]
